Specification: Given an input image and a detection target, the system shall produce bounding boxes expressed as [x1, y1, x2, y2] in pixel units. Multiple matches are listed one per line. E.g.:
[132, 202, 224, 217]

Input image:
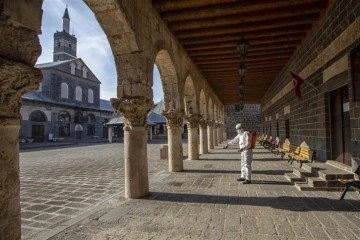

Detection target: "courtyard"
[19, 141, 360, 240]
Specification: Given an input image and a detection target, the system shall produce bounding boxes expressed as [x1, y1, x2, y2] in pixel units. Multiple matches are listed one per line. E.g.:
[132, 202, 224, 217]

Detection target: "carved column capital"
[184, 114, 202, 128]
[207, 120, 215, 127]
[199, 119, 208, 129]
[162, 109, 184, 128]
[111, 98, 153, 129]
[0, 58, 42, 125]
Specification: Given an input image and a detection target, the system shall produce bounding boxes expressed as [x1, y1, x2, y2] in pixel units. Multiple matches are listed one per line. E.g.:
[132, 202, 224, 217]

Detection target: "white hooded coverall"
[227, 130, 253, 180]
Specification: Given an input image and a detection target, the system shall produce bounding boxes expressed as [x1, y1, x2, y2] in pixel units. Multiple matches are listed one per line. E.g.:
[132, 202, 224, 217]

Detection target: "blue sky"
[37, 0, 163, 102]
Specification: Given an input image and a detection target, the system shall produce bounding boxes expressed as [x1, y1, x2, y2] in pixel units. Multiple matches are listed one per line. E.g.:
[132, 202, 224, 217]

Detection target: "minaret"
[63, 7, 70, 33]
[53, 7, 77, 62]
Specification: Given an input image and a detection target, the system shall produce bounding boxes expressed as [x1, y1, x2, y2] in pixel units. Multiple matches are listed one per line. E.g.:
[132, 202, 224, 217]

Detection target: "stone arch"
[83, 0, 140, 55]
[219, 107, 224, 123]
[183, 75, 197, 114]
[154, 49, 180, 110]
[214, 104, 218, 121]
[87, 113, 96, 123]
[83, 1, 149, 100]
[208, 98, 214, 120]
[59, 111, 71, 122]
[199, 89, 207, 119]
[29, 110, 47, 122]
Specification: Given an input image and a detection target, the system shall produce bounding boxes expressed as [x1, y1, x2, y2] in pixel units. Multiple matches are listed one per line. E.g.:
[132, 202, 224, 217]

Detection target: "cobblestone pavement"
[20, 140, 174, 239]
[20, 142, 360, 240]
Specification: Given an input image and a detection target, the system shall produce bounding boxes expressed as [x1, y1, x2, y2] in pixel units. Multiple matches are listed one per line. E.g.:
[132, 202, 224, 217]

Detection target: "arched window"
[70, 62, 76, 75]
[61, 83, 69, 99]
[75, 86, 82, 101]
[87, 114, 96, 123]
[30, 111, 47, 122]
[58, 111, 71, 122]
[88, 89, 94, 103]
[82, 66, 88, 78]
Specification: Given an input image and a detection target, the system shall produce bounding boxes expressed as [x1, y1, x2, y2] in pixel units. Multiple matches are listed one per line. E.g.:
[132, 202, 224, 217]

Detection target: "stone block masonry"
[225, 104, 261, 139]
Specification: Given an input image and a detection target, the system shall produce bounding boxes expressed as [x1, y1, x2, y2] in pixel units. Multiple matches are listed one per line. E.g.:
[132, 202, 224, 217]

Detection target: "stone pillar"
[0, 61, 42, 240]
[0, 15, 43, 239]
[148, 125, 153, 141]
[162, 109, 184, 172]
[111, 98, 153, 199]
[108, 126, 113, 143]
[213, 122, 218, 146]
[217, 123, 223, 144]
[184, 114, 201, 160]
[207, 121, 214, 149]
[199, 119, 208, 154]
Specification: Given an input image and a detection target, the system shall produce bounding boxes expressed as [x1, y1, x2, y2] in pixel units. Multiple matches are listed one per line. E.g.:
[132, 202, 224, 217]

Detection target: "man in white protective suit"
[223, 123, 253, 184]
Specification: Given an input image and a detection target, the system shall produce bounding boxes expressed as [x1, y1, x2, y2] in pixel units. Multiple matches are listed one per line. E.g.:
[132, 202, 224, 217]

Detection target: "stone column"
[217, 123, 223, 144]
[148, 125, 153, 141]
[223, 124, 227, 141]
[184, 114, 201, 160]
[111, 98, 153, 199]
[108, 126, 113, 143]
[0, 60, 42, 240]
[199, 119, 208, 154]
[207, 121, 214, 149]
[162, 109, 184, 172]
[213, 122, 218, 146]
[0, 15, 43, 239]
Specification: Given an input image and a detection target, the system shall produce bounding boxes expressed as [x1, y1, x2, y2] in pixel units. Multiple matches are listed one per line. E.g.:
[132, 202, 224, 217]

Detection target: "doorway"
[330, 85, 351, 165]
[32, 125, 45, 142]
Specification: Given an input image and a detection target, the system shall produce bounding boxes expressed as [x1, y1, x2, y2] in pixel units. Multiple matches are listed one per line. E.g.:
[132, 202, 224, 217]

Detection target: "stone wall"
[19, 101, 113, 141]
[225, 104, 261, 139]
[261, 1, 360, 162]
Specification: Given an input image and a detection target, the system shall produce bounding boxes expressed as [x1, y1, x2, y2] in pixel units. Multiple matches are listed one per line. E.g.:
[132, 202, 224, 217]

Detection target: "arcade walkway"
[20, 142, 360, 240]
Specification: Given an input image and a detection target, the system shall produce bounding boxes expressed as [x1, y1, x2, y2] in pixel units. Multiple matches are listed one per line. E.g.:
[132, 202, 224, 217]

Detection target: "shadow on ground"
[252, 170, 292, 175]
[183, 169, 240, 174]
[146, 192, 360, 212]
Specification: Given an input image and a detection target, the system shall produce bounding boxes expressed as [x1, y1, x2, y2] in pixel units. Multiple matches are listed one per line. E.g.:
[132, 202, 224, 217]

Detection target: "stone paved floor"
[20, 142, 360, 240]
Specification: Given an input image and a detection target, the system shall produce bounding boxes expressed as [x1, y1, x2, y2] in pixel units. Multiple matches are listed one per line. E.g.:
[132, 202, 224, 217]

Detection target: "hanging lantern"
[236, 36, 250, 58]
[237, 63, 246, 78]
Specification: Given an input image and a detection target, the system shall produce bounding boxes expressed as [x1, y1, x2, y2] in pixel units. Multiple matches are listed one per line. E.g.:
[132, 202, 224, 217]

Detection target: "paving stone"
[19, 142, 360, 240]
[21, 211, 42, 219]
[56, 208, 80, 215]
[29, 221, 52, 228]
[32, 213, 56, 221]
[26, 204, 51, 211]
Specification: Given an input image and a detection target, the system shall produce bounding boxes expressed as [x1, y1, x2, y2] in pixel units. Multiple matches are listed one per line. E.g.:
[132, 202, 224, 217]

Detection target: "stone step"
[284, 172, 304, 183]
[295, 183, 344, 192]
[317, 169, 354, 181]
[326, 160, 352, 172]
[293, 167, 312, 178]
[301, 162, 355, 181]
[287, 161, 356, 191]
[307, 177, 345, 188]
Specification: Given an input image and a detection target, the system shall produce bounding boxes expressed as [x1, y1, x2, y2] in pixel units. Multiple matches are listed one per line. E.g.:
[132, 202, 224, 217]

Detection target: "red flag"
[291, 72, 304, 99]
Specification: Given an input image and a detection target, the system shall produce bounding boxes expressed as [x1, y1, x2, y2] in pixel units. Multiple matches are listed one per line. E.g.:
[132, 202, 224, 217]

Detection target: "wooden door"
[330, 86, 351, 165]
[32, 125, 45, 142]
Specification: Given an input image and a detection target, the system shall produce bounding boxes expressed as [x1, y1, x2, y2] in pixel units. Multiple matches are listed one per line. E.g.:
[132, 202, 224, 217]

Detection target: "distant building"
[20, 7, 114, 142]
[105, 100, 167, 142]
